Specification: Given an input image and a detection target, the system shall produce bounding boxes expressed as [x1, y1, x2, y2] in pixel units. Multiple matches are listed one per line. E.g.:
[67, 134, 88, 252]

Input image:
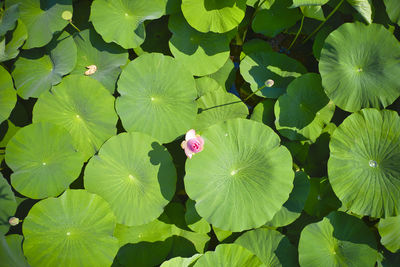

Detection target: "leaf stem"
[244, 84, 266, 101]
[302, 0, 344, 44]
[69, 20, 81, 32]
[288, 15, 304, 50]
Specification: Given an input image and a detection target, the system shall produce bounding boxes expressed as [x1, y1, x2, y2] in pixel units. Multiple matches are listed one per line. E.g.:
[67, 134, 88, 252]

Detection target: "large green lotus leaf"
[250, 99, 275, 128]
[265, 171, 310, 227]
[319, 22, 400, 112]
[328, 109, 400, 218]
[116, 53, 197, 143]
[6, 0, 72, 49]
[160, 254, 202, 267]
[185, 199, 211, 234]
[0, 235, 29, 267]
[90, 0, 166, 49]
[181, 0, 247, 33]
[275, 73, 335, 142]
[378, 215, 400, 253]
[5, 122, 84, 199]
[185, 118, 294, 231]
[84, 132, 176, 226]
[240, 39, 273, 61]
[0, 173, 17, 235]
[290, 0, 329, 7]
[0, 20, 27, 62]
[12, 32, 77, 99]
[33, 75, 118, 161]
[168, 14, 231, 76]
[0, 66, 16, 124]
[384, 0, 400, 25]
[71, 28, 128, 93]
[195, 77, 224, 97]
[346, 0, 372, 24]
[304, 177, 342, 217]
[299, 211, 378, 267]
[194, 90, 248, 130]
[194, 244, 264, 267]
[23, 190, 119, 267]
[207, 58, 236, 90]
[0, 4, 19, 36]
[240, 51, 307, 99]
[235, 228, 298, 267]
[252, 0, 301, 37]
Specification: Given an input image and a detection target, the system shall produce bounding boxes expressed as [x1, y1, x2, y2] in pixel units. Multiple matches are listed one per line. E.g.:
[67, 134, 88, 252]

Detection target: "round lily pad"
[116, 53, 197, 143]
[5, 122, 84, 199]
[194, 244, 263, 267]
[194, 90, 249, 130]
[0, 66, 16, 124]
[274, 73, 335, 142]
[240, 51, 307, 99]
[195, 77, 224, 97]
[23, 190, 119, 267]
[0, 19, 27, 62]
[33, 75, 118, 161]
[12, 32, 77, 99]
[90, 0, 166, 49]
[328, 108, 400, 218]
[84, 132, 176, 226]
[6, 0, 72, 49]
[185, 118, 294, 231]
[299, 211, 378, 267]
[265, 171, 310, 227]
[319, 22, 400, 112]
[378, 215, 400, 253]
[169, 14, 231, 76]
[71, 28, 129, 93]
[181, 0, 247, 33]
[235, 228, 298, 266]
[252, 0, 301, 37]
[0, 173, 17, 235]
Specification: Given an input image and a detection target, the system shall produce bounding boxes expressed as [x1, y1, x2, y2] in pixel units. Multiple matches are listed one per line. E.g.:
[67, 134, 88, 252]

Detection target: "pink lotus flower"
[181, 129, 204, 159]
